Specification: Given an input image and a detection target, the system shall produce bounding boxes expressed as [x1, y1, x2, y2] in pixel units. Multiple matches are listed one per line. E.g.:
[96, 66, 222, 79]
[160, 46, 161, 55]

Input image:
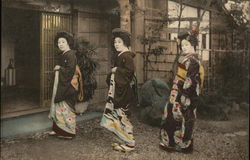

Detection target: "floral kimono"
[48, 50, 78, 138]
[101, 51, 136, 149]
[160, 53, 204, 152]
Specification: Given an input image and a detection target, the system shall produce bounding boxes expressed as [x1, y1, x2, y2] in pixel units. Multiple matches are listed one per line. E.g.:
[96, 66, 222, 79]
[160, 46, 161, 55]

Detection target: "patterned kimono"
[160, 53, 204, 151]
[48, 50, 78, 138]
[101, 51, 135, 146]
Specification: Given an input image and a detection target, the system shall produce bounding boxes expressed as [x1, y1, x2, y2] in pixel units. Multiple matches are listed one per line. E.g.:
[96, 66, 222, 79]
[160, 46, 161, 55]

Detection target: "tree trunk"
[117, 0, 131, 32]
[196, 0, 213, 31]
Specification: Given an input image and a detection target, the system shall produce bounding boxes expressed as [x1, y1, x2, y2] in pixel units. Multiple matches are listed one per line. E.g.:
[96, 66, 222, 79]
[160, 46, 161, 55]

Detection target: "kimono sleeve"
[115, 54, 135, 85]
[181, 58, 200, 98]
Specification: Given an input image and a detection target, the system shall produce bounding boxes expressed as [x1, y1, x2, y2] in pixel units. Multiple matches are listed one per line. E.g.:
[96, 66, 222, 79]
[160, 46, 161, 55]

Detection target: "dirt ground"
[0, 109, 249, 160]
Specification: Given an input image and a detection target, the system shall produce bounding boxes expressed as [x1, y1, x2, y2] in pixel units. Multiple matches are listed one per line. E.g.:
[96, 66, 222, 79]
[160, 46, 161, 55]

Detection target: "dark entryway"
[1, 8, 40, 115]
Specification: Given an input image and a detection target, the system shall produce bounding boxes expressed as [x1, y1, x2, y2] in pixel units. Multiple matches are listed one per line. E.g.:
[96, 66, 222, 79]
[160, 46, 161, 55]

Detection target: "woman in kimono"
[48, 31, 81, 139]
[159, 31, 204, 153]
[100, 28, 136, 152]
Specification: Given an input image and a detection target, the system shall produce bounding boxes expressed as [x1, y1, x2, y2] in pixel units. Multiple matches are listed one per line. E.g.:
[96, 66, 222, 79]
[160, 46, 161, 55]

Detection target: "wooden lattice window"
[40, 12, 72, 107]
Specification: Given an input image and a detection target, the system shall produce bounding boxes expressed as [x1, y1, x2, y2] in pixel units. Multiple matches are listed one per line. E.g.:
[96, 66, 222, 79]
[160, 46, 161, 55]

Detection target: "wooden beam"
[144, 17, 200, 22]
[3, 0, 71, 13]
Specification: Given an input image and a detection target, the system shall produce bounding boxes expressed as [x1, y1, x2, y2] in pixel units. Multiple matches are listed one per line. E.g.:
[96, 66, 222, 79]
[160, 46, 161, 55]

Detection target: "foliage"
[222, 0, 250, 31]
[74, 37, 99, 102]
[138, 21, 167, 52]
[215, 52, 249, 102]
[137, 12, 168, 81]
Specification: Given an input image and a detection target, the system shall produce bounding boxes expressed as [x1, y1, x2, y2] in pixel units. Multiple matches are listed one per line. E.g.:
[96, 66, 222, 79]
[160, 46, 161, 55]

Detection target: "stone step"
[1, 111, 102, 139]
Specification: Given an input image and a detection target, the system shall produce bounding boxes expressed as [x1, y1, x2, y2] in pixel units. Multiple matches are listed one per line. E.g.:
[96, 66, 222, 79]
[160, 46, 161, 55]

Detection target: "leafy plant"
[137, 20, 168, 81]
[74, 37, 99, 102]
[216, 52, 249, 102]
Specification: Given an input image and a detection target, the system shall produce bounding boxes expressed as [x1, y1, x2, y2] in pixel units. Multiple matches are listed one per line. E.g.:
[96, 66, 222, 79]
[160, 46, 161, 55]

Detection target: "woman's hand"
[54, 65, 61, 71]
[111, 67, 117, 73]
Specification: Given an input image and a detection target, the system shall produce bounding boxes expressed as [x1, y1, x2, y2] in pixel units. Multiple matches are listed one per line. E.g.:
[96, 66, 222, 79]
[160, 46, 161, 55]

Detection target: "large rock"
[240, 102, 249, 111]
[138, 78, 170, 126]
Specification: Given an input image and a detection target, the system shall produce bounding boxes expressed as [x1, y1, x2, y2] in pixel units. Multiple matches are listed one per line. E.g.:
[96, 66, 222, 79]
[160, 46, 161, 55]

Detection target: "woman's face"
[181, 40, 194, 54]
[114, 37, 127, 52]
[58, 37, 70, 52]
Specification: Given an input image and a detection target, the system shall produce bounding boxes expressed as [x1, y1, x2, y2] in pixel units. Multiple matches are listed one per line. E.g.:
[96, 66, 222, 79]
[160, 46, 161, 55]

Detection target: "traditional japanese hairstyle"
[112, 28, 131, 47]
[178, 29, 199, 51]
[54, 31, 74, 49]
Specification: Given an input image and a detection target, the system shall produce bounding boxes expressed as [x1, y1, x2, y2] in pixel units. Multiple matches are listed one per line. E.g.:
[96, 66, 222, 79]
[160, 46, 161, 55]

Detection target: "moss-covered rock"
[138, 78, 170, 126]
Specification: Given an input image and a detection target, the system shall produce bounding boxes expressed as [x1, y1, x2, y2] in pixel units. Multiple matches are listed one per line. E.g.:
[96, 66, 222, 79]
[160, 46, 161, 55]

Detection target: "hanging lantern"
[5, 58, 16, 87]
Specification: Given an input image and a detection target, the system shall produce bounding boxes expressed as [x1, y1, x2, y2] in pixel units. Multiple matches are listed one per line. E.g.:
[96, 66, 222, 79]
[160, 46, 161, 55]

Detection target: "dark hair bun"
[54, 31, 74, 49]
[112, 28, 131, 47]
[178, 30, 198, 47]
[178, 32, 190, 41]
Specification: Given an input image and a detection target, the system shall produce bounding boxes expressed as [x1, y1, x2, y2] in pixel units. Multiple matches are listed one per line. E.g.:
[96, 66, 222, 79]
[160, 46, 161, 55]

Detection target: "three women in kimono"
[100, 28, 136, 152]
[159, 30, 204, 153]
[48, 31, 82, 139]
[48, 28, 203, 154]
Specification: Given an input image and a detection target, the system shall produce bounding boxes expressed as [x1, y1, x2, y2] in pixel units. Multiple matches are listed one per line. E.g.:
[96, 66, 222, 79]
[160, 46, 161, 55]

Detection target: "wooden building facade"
[1, 0, 119, 117]
[2, 0, 247, 118]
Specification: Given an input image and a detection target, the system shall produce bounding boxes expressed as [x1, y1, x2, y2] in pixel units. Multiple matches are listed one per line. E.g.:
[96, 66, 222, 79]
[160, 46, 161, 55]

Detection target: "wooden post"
[133, 0, 145, 84]
[116, 0, 131, 32]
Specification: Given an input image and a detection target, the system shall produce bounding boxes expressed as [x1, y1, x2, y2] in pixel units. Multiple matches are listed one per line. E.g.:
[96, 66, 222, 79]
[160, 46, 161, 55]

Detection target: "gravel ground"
[0, 109, 248, 160]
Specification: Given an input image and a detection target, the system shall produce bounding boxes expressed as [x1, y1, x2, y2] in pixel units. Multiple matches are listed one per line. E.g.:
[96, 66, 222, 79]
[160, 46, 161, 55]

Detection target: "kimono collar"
[184, 52, 197, 57]
[179, 52, 198, 63]
[62, 49, 71, 55]
[118, 50, 129, 57]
